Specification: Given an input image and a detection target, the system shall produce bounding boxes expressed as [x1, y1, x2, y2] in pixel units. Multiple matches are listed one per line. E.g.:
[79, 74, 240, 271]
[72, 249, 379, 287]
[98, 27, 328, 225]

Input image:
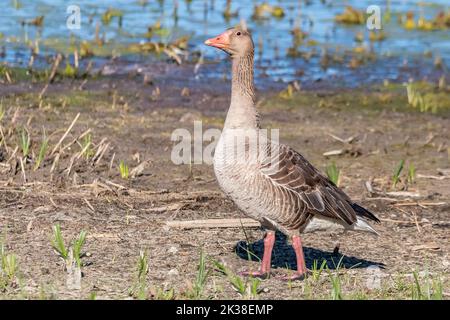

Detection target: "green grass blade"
[392, 159, 405, 188]
[73, 230, 87, 267]
[51, 224, 68, 259]
[34, 130, 49, 171]
[326, 162, 340, 186]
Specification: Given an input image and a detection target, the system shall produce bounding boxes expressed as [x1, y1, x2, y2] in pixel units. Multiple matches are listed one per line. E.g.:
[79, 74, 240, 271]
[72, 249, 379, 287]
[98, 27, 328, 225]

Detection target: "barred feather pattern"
[232, 53, 256, 105]
[214, 130, 378, 236]
[224, 53, 260, 129]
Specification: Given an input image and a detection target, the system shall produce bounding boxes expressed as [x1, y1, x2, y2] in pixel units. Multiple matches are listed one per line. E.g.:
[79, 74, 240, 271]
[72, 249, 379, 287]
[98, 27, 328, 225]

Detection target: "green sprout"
[80, 134, 94, 159]
[326, 162, 341, 186]
[73, 230, 86, 268]
[19, 127, 31, 158]
[51, 224, 68, 259]
[392, 159, 405, 188]
[51, 224, 86, 267]
[130, 250, 149, 299]
[186, 250, 209, 299]
[119, 160, 129, 179]
[1, 243, 19, 288]
[34, 129, 49, 171]
[311, 259, 327, 282]
[212, 259, 260, 298]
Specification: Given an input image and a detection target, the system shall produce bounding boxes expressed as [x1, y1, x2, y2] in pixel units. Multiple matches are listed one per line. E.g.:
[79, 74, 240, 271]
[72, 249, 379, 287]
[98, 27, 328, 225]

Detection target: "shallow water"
[0, 0, 449, 87]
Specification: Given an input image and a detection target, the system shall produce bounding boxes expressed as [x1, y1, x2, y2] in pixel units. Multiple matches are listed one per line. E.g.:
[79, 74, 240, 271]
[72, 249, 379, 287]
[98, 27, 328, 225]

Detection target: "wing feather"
[260, 143, 359, 227]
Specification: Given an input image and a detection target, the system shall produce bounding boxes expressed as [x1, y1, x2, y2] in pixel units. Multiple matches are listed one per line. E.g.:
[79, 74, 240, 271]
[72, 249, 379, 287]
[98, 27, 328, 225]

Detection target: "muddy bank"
[2, 0, 449, 88]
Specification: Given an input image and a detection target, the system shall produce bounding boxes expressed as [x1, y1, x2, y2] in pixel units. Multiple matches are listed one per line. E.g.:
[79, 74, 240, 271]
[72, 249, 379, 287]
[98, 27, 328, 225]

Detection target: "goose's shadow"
[235, 232, 384, 270]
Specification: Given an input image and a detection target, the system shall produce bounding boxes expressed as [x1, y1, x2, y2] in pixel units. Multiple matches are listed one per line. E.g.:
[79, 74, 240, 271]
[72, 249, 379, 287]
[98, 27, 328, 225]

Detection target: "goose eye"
[236, 32, 241, 36]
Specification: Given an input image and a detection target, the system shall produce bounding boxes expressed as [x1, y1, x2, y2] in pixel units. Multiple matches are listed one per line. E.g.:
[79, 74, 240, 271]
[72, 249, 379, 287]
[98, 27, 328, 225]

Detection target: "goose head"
[204, 27, 254, 58]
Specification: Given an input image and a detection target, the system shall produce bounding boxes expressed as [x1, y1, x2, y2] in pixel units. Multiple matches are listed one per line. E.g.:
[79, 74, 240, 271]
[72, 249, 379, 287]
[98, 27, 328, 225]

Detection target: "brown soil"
[0, 74, 449, 300]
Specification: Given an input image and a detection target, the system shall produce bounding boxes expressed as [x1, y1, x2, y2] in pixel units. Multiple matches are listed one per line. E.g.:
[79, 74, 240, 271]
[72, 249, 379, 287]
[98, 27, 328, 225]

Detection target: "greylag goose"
[205, 27, 379, 280]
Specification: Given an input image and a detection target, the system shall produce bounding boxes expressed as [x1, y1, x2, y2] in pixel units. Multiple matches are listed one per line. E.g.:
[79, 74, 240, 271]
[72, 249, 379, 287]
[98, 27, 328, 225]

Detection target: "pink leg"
[240, 231, 275, 279]
[282, 235, 309, 281]
[293, 235, 308, 275]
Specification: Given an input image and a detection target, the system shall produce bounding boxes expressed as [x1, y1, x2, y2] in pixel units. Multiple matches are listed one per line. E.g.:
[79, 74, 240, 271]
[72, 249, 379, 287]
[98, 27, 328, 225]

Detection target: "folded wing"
[260, 143, 378, 229]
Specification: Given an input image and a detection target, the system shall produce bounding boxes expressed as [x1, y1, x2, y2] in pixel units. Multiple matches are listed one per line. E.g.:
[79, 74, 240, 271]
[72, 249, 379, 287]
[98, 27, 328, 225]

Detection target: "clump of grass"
[72, 231, 86, 268]
[51, 224, 68, 259]
[130, 250, 149, 299]
[137, 250, 149, 284]
[119, 160, 129, 179]
[248, 277, 262, 299]
[406, 83, 438, 113]
[0, 242, 19, 289]
[326, 162, 341, 186]
[50, 224, 86, 267]
[311, 259, 327, 282]
[34, 129, 49, 171]
[326, 256, 344, 300]
[411, 271, 443, 300]
[80, 133, 94, 159]
[328, 269, 343, 300]
[63, 62, 77, 78]
[392, 159, 405, 188]
[185, 250, 209, 299]
[212, 260, 261, 299]
[19, 127, 31, 158]
[227, 272, 246, 295]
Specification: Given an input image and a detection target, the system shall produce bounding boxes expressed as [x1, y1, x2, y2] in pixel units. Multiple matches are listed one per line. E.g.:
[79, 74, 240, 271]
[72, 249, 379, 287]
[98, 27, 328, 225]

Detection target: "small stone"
[168, 269, 179, 277]
[168, 246, 178, 254]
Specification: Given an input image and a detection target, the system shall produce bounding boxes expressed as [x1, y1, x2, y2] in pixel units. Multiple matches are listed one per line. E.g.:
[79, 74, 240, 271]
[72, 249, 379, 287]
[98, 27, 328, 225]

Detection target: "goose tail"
[352, 217, 379, 236]
[351, 203, 380, 223]
[350, 203, 380, 235]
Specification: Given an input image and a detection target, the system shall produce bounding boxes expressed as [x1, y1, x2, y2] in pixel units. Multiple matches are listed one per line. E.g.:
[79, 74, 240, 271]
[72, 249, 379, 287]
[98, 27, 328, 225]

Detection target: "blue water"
[0, 0, 449, 86]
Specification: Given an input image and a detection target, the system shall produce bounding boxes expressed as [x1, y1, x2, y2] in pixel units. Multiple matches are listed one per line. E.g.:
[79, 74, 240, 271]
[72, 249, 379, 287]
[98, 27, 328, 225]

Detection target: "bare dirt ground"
[0, 74, 449, 299]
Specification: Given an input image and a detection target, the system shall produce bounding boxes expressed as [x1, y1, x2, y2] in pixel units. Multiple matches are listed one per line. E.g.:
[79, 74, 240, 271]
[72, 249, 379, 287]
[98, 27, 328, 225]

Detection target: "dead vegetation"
[0, 71, 448, 299]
